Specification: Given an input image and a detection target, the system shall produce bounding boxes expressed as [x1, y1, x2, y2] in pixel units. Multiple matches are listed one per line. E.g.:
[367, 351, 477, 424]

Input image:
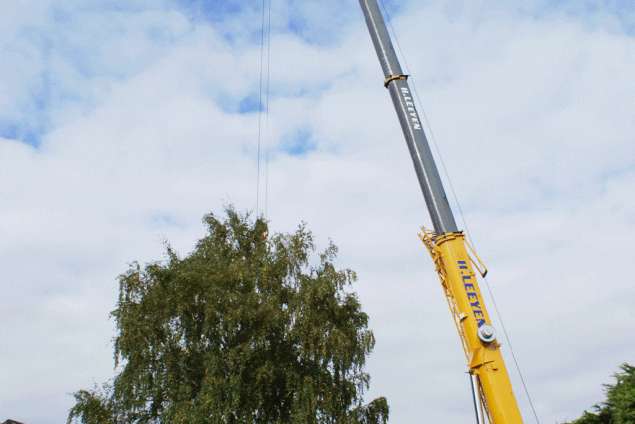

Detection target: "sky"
[0, 0, 634, 423]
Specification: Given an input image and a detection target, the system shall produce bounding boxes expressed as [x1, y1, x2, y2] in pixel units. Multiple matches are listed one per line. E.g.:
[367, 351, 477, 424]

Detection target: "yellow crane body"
[359, 0, 526, 421]
[421, 231, 523, 423]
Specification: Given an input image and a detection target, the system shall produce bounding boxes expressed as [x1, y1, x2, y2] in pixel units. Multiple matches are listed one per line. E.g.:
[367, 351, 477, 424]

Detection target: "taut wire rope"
[377, 2, 541, 423]
[255, 0, 266, 215]
[256, 0, 273, 219]
[264, 0, 272, 219]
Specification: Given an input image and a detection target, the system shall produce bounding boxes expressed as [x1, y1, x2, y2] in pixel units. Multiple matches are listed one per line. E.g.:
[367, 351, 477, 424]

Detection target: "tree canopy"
[68, 209, 388, 424]
[566, 363, 635, 424]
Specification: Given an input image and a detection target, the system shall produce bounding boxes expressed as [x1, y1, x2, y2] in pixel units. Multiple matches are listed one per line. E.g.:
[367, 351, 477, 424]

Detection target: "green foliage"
[67, 386, 115, 424]
[567, 363, 635, 424]
[68, 208, 388, 424]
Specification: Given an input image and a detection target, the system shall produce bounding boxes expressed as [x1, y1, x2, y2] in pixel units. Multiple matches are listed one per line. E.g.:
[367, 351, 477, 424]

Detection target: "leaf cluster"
[566, 363, 635, 424]
[68, 209, 388, 424]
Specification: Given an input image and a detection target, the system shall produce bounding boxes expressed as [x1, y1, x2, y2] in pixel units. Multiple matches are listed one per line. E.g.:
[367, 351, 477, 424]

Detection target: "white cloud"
[0, 1, 633, 423]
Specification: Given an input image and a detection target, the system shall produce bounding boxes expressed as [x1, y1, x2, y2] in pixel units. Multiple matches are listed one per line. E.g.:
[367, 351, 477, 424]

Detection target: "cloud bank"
[1, 1, 633, 422]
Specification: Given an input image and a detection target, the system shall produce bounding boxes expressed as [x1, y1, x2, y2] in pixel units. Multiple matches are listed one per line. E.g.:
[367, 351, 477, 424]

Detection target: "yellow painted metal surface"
[420, 230, 523, 424]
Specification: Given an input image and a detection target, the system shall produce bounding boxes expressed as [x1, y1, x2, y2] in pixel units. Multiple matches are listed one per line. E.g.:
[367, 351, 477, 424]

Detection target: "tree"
[68, 209, 389, 424]
[567, 363, 635, 424]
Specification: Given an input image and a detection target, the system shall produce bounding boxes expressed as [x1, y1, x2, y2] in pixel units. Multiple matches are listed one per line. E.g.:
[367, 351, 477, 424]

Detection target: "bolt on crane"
[359, 1, 525, 422]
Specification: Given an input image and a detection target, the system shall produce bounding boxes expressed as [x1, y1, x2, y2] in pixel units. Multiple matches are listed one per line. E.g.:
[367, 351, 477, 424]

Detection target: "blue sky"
[2, 0, 631, 148]
[0, 1, 634, 423]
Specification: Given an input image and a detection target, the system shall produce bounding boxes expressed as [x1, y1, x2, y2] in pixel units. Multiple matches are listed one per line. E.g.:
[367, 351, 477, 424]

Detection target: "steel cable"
[255, 0, 266, 215]
[264, 0, 272, 219]
[256, 0, 273, 219]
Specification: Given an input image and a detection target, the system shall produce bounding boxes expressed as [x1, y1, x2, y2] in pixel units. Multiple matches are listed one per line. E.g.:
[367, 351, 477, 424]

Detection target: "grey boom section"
[359, 0, 458, 234]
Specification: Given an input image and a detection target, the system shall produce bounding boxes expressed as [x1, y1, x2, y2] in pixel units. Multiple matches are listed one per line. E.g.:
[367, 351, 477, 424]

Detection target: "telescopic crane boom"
[359, 1, 524, 422]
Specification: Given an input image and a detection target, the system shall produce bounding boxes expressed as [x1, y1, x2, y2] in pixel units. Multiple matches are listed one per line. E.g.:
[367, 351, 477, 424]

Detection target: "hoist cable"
[377, 2, 541, 423]
[256, 0, 266, 216]
[256, 0, 273, 219]
[264, 0, 272, 219]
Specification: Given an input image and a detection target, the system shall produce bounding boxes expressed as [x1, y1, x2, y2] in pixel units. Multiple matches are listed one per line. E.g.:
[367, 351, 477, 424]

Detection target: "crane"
[358, 1, 525, 422]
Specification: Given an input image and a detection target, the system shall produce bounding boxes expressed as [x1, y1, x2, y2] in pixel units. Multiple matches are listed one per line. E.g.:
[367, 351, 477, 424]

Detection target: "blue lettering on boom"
[458, 261, 486, 327]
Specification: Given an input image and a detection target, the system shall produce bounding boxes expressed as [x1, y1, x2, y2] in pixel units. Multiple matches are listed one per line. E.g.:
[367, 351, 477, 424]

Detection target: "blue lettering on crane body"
[458, 260, 486, 327]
